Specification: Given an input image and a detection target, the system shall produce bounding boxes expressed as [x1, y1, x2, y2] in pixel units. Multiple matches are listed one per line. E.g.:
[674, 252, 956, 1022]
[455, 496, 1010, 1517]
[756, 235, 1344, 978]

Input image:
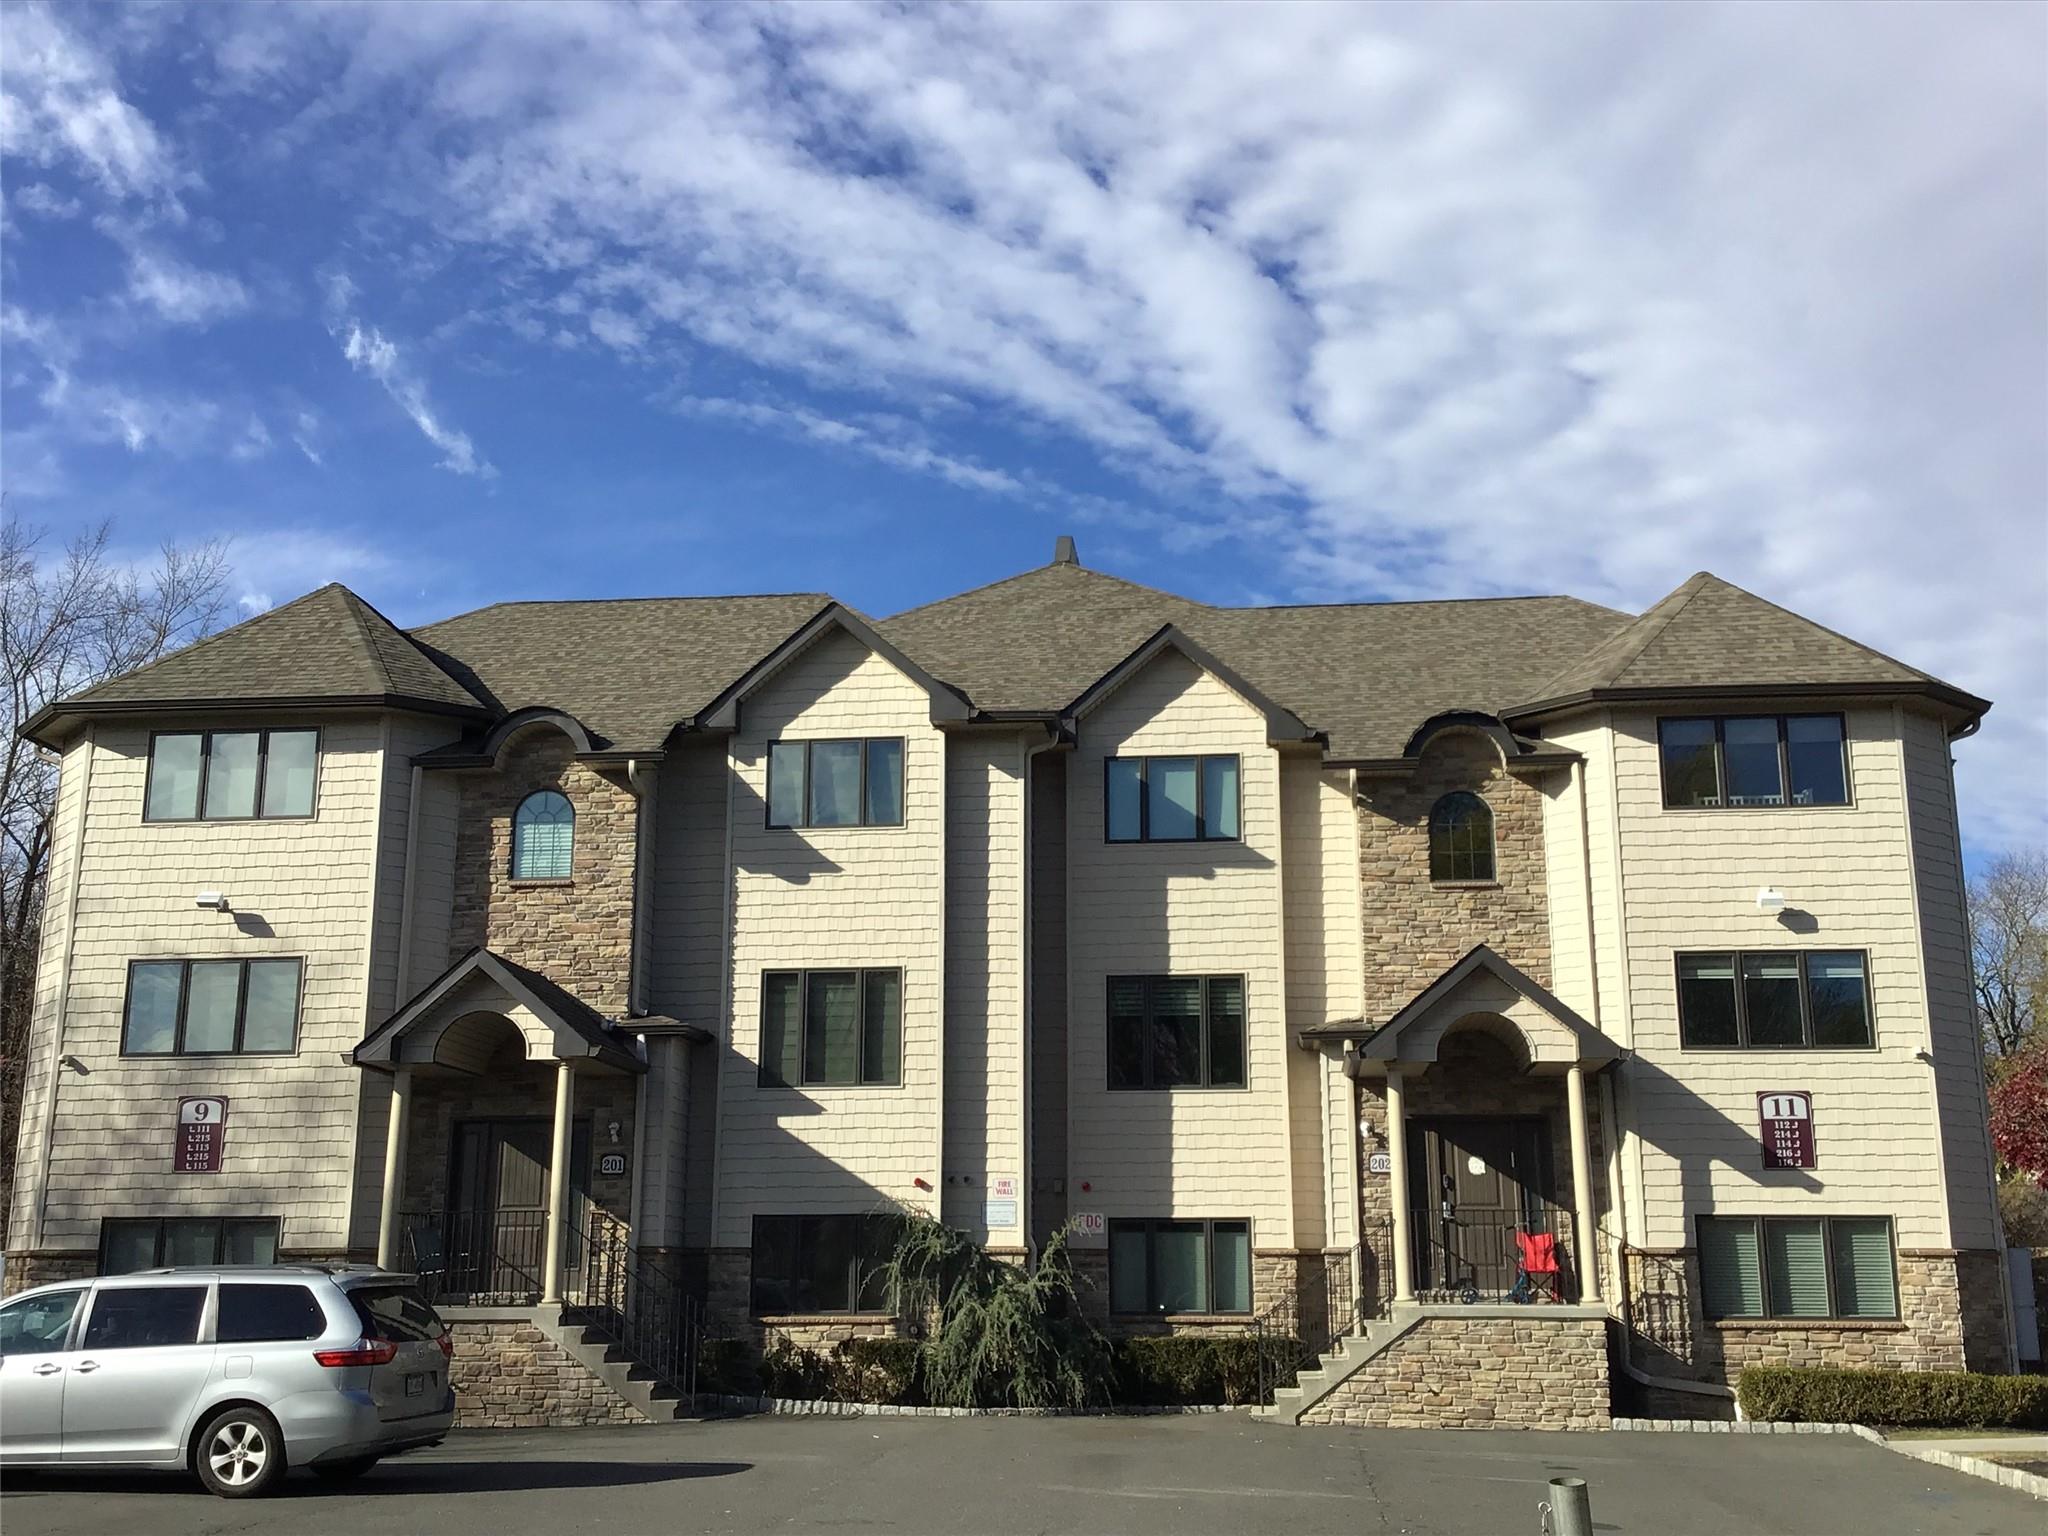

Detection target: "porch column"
[1385, 1068, 1414, 1303]
[375, 1066, 412, 1271]
[541, 1059, 576, 1305]
[1566, 1063, 1601, 1303]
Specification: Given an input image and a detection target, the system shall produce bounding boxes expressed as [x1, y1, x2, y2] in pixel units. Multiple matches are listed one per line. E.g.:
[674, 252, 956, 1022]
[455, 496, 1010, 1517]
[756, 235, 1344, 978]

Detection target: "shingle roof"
[410, 594, 832, 750]
[877, 562, 1631, 761]
[1506, 570, 1987, 718]
[61, 583, 486, 716]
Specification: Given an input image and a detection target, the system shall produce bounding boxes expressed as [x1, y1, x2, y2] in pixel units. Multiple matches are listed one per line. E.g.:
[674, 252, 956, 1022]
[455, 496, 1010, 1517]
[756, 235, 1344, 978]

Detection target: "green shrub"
[831, 1337, 923, 1404]
[695, 1337, 755, 1396]
[1114, 1334, 1302, 1406]
[1738, 1366, 2048, 1429]
[760, 1334, 833, 1400]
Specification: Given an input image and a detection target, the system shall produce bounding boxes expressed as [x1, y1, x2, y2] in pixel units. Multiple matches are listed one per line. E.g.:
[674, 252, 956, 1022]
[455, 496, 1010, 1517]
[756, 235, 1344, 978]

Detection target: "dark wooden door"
[1407, 1117, 1550, 1296]
[449, 1118, 591, 1295]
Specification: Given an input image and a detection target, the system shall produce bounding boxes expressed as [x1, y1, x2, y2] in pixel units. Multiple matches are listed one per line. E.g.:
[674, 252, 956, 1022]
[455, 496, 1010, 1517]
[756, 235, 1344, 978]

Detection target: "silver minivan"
[0, 1265, 454, 1497]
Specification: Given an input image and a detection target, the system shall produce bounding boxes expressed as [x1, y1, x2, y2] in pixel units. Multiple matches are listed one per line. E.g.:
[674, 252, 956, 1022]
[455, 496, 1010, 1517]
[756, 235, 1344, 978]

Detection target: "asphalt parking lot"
[1, 1414, 2039, 1535]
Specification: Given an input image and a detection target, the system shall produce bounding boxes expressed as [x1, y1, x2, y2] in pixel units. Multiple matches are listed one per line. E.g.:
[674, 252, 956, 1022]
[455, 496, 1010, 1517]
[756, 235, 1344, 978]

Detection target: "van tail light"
[436, 1329, 454, 1361]
[314, 1339, 399, 1368]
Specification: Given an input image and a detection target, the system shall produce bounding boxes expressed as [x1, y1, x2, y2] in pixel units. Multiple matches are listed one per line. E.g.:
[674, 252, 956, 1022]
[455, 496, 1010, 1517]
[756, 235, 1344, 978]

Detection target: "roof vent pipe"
[1053, 535, 1079, 566]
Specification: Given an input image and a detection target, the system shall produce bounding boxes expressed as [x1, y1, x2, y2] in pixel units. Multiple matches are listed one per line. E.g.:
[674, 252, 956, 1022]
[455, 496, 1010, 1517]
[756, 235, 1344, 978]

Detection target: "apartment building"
[4, 540, 2011, 1419]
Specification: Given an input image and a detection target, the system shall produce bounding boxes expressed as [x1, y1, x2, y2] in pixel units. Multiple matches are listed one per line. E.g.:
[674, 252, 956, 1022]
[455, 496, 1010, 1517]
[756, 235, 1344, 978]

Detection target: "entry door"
[449, 1119, 591, 1295]
[1408, 1118, 1548, 1296]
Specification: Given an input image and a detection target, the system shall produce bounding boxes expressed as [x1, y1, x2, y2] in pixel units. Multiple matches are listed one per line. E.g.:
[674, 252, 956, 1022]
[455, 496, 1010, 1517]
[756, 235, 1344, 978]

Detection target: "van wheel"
[312, 1456, 379, 1483]
[194, 1405, 286, 1498]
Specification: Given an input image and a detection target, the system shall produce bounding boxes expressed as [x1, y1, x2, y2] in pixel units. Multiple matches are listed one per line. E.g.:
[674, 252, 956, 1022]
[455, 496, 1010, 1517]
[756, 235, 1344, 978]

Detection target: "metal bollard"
[1541, 1476, 1592, 1536]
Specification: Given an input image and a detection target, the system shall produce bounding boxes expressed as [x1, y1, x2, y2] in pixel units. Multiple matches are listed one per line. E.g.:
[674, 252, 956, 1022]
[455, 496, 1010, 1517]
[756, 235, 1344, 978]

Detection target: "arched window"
[512, 790, 574, 880]
[1429, 792, 1495, 883]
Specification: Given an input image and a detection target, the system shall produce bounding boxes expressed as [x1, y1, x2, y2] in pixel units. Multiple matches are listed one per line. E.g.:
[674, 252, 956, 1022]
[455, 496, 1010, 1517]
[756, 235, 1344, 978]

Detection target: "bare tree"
[1, 516, 229, 1233]
[1971, 848, 2048, 1060]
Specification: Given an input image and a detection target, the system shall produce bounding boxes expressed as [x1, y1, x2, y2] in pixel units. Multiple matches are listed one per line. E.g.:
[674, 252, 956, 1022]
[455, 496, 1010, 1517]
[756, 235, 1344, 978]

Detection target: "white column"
[541, 1059, 576, 1305]
[375, 1066, 413, 1271]
[1567, 1063, 1601, 1304]
[1385, 1068, 1414, 1304]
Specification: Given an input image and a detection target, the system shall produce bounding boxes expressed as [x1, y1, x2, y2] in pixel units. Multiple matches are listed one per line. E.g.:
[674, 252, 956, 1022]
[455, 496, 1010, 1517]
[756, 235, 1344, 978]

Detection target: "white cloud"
[10, 181, 82, 219]
[0, 2, 178, 200]
[670, 395, 1024, 496]
[124, 246, 249, 325]
[229, 414, 272, 462]
[222, 527, 396, 616]
[332, 315, 494, 477]
[290, 409, 324, 467]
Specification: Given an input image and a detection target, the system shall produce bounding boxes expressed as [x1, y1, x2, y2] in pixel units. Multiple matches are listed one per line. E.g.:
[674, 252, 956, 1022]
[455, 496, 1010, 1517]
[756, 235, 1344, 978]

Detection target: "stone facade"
[450, 728, 639, 1016]
[704, 1247, 903, 1353]
[3, 1251, 96, 1294]
[1298, 1312, 1611, 1429]
[1356, 731, 1552, 1019]
[447, 1316, 646, 1428]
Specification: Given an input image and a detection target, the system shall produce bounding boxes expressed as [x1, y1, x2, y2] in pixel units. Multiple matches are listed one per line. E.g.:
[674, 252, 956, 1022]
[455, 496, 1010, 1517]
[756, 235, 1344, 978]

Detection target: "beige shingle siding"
[32, 718, 385, 1256]
[1899, 709, 2000, 1249]
[1609, 706, 1950, 1248]
[1066, 649, 1292, 1243]
[1281, 759, 1359, 1249]
[942, 734, 1026, 1240]
[1028, 752, 1069, 1245]
[715, 628, 945, 1249]
[650, 739, 730, 1029]
[404, 764, 462, 995]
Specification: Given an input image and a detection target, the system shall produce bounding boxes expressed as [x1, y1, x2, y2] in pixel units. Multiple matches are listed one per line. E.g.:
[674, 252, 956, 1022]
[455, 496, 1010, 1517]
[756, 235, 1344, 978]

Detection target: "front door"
[1408, 1117, 1552, 1297]
[448, 1119, 592, 1297]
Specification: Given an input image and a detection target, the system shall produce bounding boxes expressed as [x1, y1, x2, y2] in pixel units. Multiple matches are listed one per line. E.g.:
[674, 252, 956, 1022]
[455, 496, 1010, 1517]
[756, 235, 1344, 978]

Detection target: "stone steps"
[535, 1305, 698, 1422]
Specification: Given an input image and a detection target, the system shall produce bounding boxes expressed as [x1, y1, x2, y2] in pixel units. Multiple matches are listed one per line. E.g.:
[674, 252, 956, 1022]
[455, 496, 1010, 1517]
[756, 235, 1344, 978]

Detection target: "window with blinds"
[1675, 950, 1872, 1049]
[1696, 1216, 1896, 1321]
[511, 790, 574, 879]
[759, 969, 903, 1087]
[1107, 975, 1247, 1089]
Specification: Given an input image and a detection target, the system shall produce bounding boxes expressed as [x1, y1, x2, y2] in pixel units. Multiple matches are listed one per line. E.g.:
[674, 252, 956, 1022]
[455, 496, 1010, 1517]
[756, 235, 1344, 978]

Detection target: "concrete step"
[533, 1304, 695, 1423]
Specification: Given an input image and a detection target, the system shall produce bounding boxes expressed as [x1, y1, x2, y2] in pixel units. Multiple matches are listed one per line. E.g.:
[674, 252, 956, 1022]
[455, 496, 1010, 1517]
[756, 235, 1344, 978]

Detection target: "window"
[349, 1284, 445, 1343]
[1108, 976, 1246, 1089]
[144, 729, 319, 821]
[1658, 715, 1848, 809]
[1104, 755, 1240, 842]
[1109, 1219, 1251, 1315]
[81, 1285, 208, 1349]
[122, 958, 302, 1055]
[760, 969, 902, 1086]
[0, 1289, 82, 1354]
[1428, 792, 1495, 882]
[750, 1214, 901, 1315]
[218, 1284, 327, 1343]
[1675, 951, 1871, 1049]
[511, 790, 574, 879]
[767, 739, 905, 829]
[99, 1216, 280, 1274]
[1697, 1216, 1897, 1320]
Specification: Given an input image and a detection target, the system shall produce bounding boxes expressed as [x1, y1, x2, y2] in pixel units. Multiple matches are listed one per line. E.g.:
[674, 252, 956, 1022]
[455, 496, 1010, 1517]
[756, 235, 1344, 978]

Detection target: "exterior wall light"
[195, 890, 229, 912]
[1755, 887, 1788, 915]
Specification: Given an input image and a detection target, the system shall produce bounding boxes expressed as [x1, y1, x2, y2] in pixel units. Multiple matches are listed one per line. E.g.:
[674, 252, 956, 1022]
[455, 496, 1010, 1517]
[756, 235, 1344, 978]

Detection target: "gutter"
[625, 758, 656, 1018]
[28, 728, 94, 1251]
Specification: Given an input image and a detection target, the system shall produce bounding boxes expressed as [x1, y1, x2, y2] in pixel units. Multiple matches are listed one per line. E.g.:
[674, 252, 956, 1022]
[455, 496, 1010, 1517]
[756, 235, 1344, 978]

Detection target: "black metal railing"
[1412, 1207, 1577, 1304]
[1253, 1243, 1373, 1407]
[573, 1210, 707, 1403]
[1358, 1219, 1397, 1318]
[401, 1209, 549, 1305]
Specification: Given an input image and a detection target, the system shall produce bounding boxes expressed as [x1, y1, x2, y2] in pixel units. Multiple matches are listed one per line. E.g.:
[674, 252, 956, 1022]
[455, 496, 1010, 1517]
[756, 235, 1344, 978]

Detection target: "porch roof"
[1309, 944, 1625, 1073]
[353, 947, 651, 1075]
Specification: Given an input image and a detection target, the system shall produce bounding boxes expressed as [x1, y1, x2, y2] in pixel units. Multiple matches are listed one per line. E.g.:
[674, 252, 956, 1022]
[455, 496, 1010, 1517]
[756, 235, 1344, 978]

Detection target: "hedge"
[1113, 1334, 1303, 1407]
[1737, 1366, 2048, 1429]
[757, 1335, 926, 1404]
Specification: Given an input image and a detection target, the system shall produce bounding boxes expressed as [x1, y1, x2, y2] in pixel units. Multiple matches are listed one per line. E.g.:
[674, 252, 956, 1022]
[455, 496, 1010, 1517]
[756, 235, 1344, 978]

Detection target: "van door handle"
[32, 1363, 62, 1375]
[72, 1360, 99, 1373]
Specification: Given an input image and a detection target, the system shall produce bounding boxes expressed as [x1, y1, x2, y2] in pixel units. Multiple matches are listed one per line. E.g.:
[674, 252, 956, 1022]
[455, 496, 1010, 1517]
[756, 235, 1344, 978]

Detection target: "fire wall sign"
[175, 1096, 228, 1173]
[1757, 1091, 1816, 1170]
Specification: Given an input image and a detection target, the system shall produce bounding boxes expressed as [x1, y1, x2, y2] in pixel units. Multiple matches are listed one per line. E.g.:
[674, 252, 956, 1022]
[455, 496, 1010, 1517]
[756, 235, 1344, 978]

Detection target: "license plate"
[405, 1372, 430, 1397]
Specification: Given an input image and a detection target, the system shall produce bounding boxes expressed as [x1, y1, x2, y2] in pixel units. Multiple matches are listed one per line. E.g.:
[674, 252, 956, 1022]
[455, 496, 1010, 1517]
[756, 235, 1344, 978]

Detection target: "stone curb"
[1611, 1418, 2047, 1502]
[696, 1394, 1243, 1418]
[1610, 1417, 1880, 1436]
[1877, 1440, 2048, 1502]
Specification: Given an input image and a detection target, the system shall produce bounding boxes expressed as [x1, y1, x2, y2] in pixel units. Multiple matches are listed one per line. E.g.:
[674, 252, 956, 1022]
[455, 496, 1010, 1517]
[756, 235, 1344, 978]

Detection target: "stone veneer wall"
[1297, 1313, 1610, 1429]
[1356, 731, 1553, 1019]
[1619, 1245, 2009, 1394]
[3, 1251, 96, 1294]
[450, 728, 639, 1015]
[705, 1248, 902, 1353]
[448, 1317, 646, 1428]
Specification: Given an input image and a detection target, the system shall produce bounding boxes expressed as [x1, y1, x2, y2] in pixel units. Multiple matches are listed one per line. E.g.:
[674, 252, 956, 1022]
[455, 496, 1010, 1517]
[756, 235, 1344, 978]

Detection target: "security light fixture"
[195, 890, 229, 912]
[1755, 887, 1788, 915]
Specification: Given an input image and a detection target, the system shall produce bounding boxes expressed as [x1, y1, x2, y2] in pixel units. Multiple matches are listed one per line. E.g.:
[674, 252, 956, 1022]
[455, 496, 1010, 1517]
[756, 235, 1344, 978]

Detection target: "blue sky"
[3, 2, 2044, 853]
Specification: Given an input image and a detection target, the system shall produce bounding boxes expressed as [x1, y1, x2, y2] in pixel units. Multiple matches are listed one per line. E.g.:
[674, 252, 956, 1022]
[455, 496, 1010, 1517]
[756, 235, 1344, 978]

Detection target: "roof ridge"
[1598, 571, 1713, 688]
[69, 583, 350, 704]
[885, 559, 1206, 622]
[414, 590, 835, 632]
[1221, 593, 1630, 617]
[336, 586, 486, 707]
[1648, 571, 1944, 689]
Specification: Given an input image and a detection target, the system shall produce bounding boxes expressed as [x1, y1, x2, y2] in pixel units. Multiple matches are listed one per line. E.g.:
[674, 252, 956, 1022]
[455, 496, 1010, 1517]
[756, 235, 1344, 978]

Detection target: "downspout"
[629, 1032, 649, 1246]
[625, 758, 656, 1019]
[1575, 756, 1627, 1312]
[394, 763, 423, 999]
[1021, 733, 1060, 1258]
[29, 729, 94, 1253]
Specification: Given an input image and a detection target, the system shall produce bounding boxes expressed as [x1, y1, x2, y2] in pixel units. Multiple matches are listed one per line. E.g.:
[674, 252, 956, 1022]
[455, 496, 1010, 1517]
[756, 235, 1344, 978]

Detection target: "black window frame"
[1696, 1214, 1899, 1321]
[98, 1215, 283, 1274]
[1107, 975, 1248, 1091]
[509, 788, 576, 880]
[765, 738, 907, 830]
[748, 1212, 902, 1317]
[1673, 949, 1874, 1050]
[1657, 714, 1850, 810]
[758, 968, 904, 1088]
[1107, 1217, 1253, 1316]
[142, 728, 322, 823]
[1103, 754, 1242, 843]
[1428, 791, 1496, 883]
[119, 956, 304, 1058]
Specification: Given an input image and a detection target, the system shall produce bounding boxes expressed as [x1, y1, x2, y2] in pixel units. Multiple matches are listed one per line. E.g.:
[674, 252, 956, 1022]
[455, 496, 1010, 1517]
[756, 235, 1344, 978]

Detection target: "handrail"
[401, 1208, 548, 1305]
[574, 1209, 705, 1402]
[1252, 1240, 1376, 1406]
